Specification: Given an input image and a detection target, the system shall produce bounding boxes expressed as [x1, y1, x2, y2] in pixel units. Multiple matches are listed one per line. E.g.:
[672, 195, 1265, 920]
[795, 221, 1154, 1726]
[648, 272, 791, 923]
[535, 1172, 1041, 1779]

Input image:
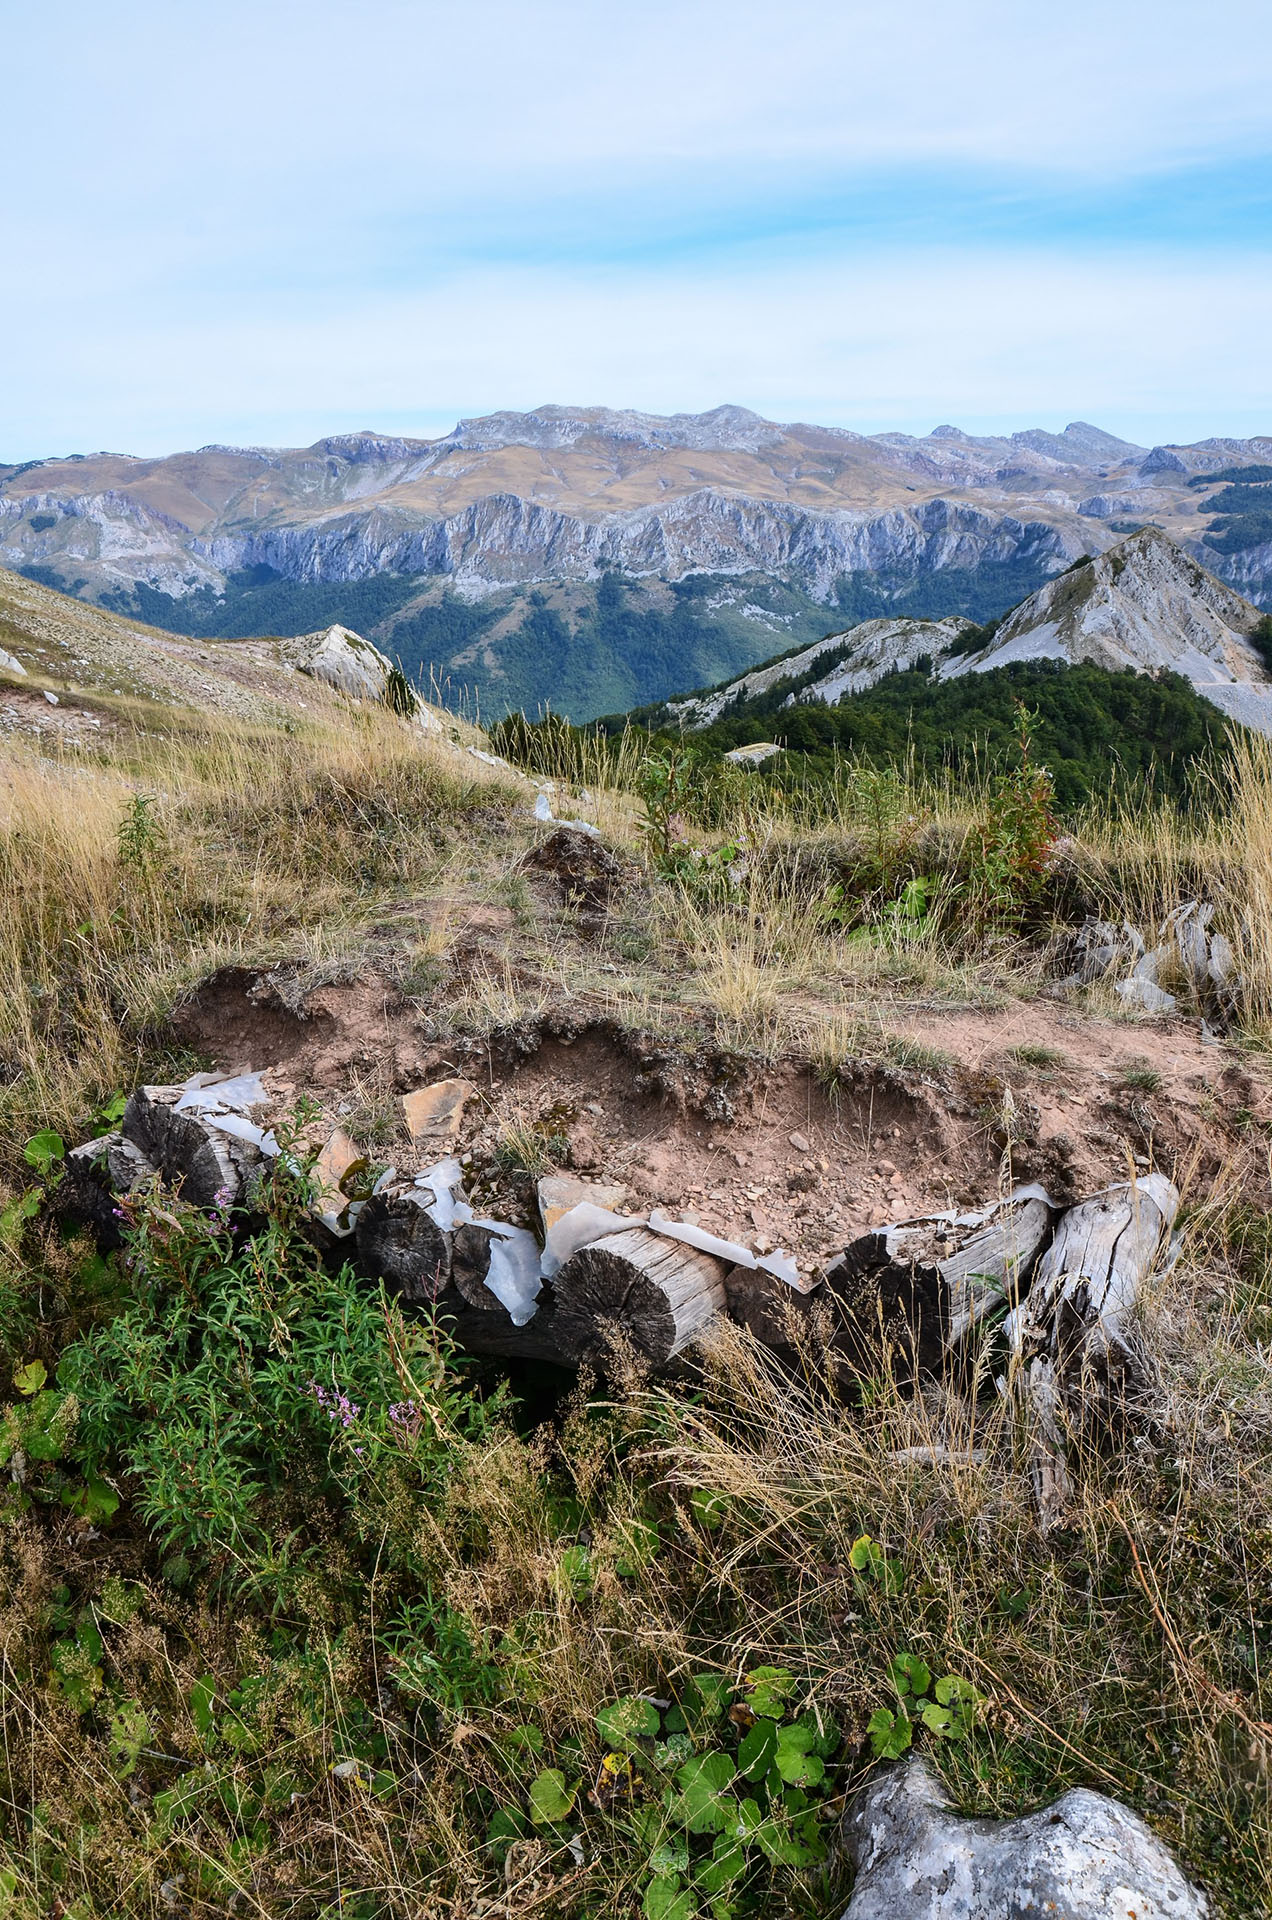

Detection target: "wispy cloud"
[3, 1, 1270, 455]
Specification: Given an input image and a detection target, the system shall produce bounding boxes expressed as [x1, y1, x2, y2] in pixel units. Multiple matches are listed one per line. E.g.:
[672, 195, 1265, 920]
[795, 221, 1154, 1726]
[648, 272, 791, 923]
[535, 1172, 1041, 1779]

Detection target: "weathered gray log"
[822, 1191, 1054, 1373]
[722, 1263, 823, 1356]
[450, 1222, 505, 1311]
[840, 1757, 1206, 1920]
[1008, 1172, 1178, 1393]
[122, 1084, 262, 1207]
[1006, 1172, 1179, 1529]
[354, 1187, 452, 1302]
[59, 1132, 157, 1247]
[552, 1226, 728, 1365]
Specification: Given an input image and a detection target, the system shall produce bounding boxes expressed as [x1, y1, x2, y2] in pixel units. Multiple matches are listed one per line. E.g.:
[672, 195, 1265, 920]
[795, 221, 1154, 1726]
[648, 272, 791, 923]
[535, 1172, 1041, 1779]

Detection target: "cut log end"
[355, 1189, 452, 1302]
[450, 1222, 506, 1312]
[59, 1133, 157, 1247]
[123, 1084, 258, 1208]
[553, 1225, 728, 1366]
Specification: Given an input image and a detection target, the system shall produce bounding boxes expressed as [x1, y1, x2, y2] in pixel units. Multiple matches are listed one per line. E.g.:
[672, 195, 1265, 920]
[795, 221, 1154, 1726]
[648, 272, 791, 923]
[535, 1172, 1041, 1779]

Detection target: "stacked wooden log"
[55, 1069, 1182, 1521]
[60, 1075, 277, 1244]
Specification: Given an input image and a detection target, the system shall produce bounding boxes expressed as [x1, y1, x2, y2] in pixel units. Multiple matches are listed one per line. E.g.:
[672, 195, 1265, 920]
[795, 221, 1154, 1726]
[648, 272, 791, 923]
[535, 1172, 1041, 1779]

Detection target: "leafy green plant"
[968, 702, 1058, 928]
[116, 792, 166, 872]
[866, 1650, 984, 1759]
[586, 1665, 839, 1918]
[848, 1531, 905, 1596]
[87, 1091, 128, 1139]
[1, 1129, 66, 1254]
[55, 1160, 497, 1576]
[635, 744, 746, 875]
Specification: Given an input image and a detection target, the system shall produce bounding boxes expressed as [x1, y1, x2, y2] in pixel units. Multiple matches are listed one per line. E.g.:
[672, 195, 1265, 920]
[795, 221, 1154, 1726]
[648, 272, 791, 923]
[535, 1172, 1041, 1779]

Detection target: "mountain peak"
[442, 404, 784, 455]
[663, 530, 1272, 736]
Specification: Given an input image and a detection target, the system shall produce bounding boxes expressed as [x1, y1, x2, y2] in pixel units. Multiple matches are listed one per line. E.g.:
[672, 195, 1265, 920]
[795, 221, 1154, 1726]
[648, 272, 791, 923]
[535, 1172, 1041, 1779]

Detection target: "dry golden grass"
[0, 708, 518, 1149]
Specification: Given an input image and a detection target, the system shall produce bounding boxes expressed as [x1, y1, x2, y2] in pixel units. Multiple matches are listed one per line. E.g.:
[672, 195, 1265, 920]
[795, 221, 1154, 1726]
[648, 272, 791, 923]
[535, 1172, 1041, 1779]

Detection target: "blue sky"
[3, 0, 1271, 458]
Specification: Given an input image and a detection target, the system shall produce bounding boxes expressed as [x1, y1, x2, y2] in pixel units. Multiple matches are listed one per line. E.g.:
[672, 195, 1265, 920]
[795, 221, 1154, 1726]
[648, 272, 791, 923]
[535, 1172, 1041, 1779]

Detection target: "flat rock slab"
[401, 1078, 478, 1147]
[842, 1759, 1206, 1919]
[313, 1127, 365, 1204]
[537, 1173, 630, 1233]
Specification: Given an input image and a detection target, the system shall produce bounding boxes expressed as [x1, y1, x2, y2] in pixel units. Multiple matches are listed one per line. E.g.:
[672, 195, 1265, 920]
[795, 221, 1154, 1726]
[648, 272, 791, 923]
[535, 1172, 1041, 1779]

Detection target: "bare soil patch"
[170, 965, 1269, 1281]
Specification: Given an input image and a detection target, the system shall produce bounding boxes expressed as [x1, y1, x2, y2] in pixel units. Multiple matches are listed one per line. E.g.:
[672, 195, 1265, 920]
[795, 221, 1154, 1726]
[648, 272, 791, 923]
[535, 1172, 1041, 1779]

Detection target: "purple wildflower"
[387, 1399, 425, 1444]
[308, 1380, 359, 1428]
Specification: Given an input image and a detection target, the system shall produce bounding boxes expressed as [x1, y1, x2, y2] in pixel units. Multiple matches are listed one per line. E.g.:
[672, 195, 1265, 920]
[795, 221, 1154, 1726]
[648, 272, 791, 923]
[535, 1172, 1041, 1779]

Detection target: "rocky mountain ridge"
[4, 407, 1271, 613]
[667, 529, 1272, 733]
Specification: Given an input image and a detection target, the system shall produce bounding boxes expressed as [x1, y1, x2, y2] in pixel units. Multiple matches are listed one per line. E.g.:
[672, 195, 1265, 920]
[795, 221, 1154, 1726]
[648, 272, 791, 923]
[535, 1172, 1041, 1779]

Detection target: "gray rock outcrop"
[279, 624, 398, 702]
[841, 1758, 1206, 1919]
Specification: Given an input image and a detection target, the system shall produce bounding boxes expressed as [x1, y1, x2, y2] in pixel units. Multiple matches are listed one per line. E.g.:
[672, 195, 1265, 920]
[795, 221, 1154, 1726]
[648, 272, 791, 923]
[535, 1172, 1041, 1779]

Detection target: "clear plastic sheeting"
[174, 1071, 270, 1116]
[202, 1112, 281, 1156]
[532, 786, 601, 836]
[483, 1225, 543, 1325]
[756, 1248, 801, 1286]
[647, 1209, 756, 1268]
[541, 1201, 644, 1278]
[413, 1158, 466, 1229]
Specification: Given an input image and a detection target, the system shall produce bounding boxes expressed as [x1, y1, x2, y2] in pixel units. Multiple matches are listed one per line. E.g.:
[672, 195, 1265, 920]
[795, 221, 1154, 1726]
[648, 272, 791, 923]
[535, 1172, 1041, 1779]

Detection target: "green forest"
[1192, 464, 1272, 556]
[615, 659, 1233, 811]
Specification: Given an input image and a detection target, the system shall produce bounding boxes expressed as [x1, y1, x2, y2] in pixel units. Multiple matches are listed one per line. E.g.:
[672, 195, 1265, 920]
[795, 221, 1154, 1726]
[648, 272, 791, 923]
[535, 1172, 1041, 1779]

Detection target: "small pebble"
[788, 1130, 810, 1152]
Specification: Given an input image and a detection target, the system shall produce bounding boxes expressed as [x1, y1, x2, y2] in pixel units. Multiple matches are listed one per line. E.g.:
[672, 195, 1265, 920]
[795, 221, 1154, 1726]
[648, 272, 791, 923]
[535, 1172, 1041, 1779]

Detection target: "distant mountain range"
[661, 528, 1272, 735]
[4, 406, 1271, 719]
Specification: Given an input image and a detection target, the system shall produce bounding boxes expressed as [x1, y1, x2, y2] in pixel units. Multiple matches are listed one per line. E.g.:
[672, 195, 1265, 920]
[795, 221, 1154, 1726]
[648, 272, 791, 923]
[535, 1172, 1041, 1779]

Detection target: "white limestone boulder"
[279, 624, 397, 701]
[841, 1758, 1206, 1920]
[277, 624, 440, 730]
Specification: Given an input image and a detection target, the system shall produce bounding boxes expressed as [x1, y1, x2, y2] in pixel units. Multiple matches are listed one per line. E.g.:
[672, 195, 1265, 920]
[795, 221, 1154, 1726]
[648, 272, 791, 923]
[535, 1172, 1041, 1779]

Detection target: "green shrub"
[55, 1160, 492, 1575]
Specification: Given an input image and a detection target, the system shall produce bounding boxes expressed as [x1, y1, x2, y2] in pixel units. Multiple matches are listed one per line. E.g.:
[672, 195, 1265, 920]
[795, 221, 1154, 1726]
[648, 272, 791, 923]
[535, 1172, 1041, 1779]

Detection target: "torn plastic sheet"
[648, 1211, 804, 1290]
[414, 1157, 466, 1229]
[532, 788, 601, 836]
[541, 1200, 644, 1278]
[756, 1248, 800, 1286]
[483, 1225, 543, 1325]
[201, 1112, 281, 1156]
[648, 1209, 756, 1268]
[886, 1183, 1058, 1235]
[175, 1071, 269, 1116]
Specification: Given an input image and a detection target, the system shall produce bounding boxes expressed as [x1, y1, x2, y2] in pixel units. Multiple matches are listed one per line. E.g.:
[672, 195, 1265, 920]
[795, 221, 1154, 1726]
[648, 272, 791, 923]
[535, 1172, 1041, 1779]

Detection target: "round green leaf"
[867, 1707, 912, 1760]
[737, 1716, 778, 1781]
[596, 1695, 661, 1749]
[672, 1751, 737, 1833]
[12, 1359, 46, 1397]
[23, 1131, 65, 1176]
[643, 1876, 695, 1920]
[527, 1767, 577, 1825]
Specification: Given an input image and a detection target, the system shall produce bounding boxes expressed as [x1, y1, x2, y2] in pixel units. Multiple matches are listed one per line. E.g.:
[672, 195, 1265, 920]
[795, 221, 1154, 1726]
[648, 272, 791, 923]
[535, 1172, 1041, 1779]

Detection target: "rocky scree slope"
[667, 529, 1272, 733]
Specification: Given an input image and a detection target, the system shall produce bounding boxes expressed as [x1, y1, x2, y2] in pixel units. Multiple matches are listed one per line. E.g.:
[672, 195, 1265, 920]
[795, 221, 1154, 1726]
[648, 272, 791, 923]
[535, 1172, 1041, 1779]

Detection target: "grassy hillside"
[1, 673, 1270, 1915]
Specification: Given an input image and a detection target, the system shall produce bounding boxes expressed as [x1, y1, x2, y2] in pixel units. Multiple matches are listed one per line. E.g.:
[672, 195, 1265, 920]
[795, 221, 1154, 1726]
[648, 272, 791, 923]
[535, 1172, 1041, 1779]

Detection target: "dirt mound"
[521, 826, 632, 917]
